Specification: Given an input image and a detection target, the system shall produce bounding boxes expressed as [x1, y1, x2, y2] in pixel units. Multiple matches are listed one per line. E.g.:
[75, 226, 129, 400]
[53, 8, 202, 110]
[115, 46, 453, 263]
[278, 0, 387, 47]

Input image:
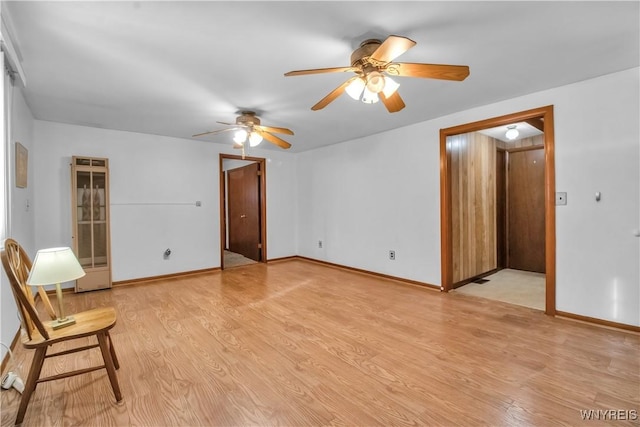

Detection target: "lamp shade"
[382, 76, 400, 98]
[248, 131, 263, 147]
[233, 129, 248, 144]
[365, 71, 385, 93]
[26, 247, 86, 286]
[361, 87, 379, 104]
[345, 77, 365, 100]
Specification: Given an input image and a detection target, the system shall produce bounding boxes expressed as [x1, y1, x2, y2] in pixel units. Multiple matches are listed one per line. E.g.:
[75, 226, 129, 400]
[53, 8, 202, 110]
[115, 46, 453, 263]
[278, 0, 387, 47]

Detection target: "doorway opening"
[219, 154, 267, 269]
[440, 105, 556, 314]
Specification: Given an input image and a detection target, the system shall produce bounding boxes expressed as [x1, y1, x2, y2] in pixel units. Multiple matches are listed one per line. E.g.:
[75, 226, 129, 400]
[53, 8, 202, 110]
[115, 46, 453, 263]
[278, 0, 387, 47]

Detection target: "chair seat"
[22, 307, 117, 348]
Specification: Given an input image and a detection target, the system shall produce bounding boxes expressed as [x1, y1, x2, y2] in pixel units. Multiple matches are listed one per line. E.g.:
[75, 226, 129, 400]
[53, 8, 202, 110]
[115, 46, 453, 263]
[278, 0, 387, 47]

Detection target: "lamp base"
[50, 316, 76, 330]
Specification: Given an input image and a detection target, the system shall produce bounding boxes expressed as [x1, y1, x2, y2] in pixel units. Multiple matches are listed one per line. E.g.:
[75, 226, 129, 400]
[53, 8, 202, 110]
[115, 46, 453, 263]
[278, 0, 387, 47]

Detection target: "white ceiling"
[478, 122, 542, 143]
[3, 1, 639, 153]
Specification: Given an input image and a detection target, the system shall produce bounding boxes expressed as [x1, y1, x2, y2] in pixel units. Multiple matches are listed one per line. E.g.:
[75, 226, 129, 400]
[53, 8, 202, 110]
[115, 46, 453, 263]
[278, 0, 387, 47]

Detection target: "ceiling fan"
[192, 111, 293, 152]
[284, 35, 470, 113]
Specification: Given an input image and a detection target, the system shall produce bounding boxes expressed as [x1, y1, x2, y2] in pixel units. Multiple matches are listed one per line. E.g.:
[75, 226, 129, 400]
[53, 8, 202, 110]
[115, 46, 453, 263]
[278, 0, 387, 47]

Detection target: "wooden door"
[496, 149, 507, 269]
[227, 162, 261, 261]
[508, 148, 545, 272]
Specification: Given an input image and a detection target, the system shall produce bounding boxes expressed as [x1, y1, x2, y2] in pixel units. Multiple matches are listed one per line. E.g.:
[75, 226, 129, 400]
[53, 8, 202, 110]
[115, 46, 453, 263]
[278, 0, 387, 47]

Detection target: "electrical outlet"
[389, 250, 395, 260]
[318, 240, 323, 249]
[556, 192, 567, 205]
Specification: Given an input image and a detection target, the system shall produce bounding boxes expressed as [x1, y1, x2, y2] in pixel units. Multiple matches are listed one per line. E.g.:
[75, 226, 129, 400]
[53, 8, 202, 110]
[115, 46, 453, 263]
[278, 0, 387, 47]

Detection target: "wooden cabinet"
[71, 156, 112, 292]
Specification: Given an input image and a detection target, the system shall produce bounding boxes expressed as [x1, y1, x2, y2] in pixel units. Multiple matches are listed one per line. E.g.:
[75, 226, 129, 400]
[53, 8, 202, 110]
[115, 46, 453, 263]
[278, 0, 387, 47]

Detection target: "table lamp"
[26, 247, 86, 329]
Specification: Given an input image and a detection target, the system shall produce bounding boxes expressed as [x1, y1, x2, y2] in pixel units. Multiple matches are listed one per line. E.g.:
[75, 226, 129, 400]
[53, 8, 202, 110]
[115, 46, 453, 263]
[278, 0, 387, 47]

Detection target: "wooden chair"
[1, 238, 122, 425]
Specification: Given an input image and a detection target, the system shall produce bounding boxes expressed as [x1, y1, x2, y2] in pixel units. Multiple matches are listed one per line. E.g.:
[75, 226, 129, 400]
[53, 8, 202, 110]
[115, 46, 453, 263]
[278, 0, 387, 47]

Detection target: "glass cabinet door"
[92, 171, 108, 267]
[75, 169, 108, 268]
[72, 156, 111, 291]
[76, 170, 93, 267]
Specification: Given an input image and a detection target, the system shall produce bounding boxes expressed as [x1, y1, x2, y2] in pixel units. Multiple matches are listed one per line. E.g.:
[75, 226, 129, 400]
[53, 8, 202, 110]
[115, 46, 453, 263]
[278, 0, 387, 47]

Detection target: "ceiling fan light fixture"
[365, 71, 385, 93]
[381, 76, 400, 97]
[248, 131, 263, 147]
[505, 125, 519, 140]
[345, 77, 366, 100]
[233, 129, 248, 144]
[284, 34, 470, 113]
[361, 87, 379, 104]
[193, 111, 291, 150]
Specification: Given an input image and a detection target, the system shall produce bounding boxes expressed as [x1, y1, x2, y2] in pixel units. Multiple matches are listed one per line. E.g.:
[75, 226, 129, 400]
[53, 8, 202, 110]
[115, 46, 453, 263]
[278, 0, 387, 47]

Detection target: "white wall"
[552, 69, 639, 325]
[296, 126, 441, 284]
[297, 68, 640, 327]
[32, 121, 297, 282]
[1, 82, 35, 356]
[8, 82, 36, 253]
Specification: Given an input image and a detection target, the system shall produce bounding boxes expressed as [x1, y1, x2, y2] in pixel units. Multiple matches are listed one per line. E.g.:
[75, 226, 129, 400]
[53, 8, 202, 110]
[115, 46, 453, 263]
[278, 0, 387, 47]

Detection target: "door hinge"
[257, 170, 262, 176]
[257, 243, 262, 249]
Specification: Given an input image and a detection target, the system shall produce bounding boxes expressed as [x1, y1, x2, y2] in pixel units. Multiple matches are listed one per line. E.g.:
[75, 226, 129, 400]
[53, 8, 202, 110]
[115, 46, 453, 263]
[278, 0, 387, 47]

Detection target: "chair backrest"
[1, 238, 56, 341]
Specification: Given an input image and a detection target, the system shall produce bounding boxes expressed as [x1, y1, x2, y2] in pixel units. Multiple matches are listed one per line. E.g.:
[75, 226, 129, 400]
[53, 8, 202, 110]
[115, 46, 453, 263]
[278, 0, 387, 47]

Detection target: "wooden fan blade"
[192, 127, 236, 138]
[258, 130, 291, 149]
[371, 35, 416, 63]
[392, 63, 470, 81]
[285, 66, 355, 76]
[380, 91, 405, 113]
[255, 125, 294, 135]
[311, 77, 355, 111]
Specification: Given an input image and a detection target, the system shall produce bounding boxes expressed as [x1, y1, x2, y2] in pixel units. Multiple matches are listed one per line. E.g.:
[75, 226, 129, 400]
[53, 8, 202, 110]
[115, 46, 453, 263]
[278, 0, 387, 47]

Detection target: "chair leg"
[15, 346, 47, 425]
[97, 333, 122, 402]
[106, 331, 119, 370]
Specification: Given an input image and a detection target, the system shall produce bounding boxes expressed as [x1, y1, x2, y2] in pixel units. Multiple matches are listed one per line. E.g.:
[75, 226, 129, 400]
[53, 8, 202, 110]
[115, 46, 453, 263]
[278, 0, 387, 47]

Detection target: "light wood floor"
[2, 259, 638, 426]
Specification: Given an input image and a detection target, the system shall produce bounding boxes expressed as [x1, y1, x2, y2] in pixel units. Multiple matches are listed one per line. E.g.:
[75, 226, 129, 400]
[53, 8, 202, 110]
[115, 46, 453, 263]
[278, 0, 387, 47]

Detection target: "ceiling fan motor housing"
[350, 39, 383, 68]
[236, 111, 260, 127]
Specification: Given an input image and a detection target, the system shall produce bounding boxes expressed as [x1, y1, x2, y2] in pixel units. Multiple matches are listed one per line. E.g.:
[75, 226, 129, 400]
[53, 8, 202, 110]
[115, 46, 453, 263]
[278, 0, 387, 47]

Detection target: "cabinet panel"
[75, 269, 110, 293]
[71, 156, 112, 292]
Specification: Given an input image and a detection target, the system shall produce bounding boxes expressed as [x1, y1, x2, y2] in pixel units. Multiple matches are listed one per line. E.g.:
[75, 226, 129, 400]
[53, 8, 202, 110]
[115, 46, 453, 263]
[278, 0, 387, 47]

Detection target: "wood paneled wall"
[449, 132, 497, 283]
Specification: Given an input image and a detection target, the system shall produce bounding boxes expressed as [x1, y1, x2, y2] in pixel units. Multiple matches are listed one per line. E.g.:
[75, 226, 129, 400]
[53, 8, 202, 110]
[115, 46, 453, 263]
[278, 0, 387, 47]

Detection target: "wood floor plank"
[2, 259, 638, 426]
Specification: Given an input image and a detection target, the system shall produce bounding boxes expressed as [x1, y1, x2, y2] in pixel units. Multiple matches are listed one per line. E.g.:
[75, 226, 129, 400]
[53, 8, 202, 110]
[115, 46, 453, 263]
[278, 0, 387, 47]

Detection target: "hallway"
[452, 268, 545, 310]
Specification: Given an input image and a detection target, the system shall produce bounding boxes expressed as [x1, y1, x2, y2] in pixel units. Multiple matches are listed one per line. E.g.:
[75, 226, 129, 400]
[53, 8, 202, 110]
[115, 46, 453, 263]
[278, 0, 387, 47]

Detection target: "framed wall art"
[15, 142, 28, 188]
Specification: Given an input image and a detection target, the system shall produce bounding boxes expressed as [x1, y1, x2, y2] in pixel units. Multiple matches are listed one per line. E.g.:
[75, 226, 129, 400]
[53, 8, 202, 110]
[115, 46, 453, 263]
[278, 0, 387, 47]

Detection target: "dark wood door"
[227, 162, 261, 261]
[508, 148, 545, 273]
[496, 149, 507, 269]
